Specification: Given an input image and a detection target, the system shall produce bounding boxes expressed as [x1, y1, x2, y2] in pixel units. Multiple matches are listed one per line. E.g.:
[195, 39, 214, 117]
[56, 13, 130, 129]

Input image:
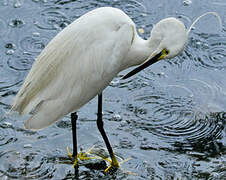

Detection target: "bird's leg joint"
[97, 119, 104, 130]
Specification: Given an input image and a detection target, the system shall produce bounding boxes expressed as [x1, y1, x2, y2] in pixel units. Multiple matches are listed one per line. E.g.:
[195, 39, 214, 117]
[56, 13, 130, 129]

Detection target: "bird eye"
[165, 49, 170, 55]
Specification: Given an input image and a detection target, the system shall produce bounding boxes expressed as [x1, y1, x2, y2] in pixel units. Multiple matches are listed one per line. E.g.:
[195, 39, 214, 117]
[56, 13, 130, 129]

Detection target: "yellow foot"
[67, 146, 101, 166]
[67, 146, 135, 175]
[67, 146, 78, 166]
[103, 154, 133, 174]
[103, 154, 120, 173]
[66, 146, 73, 158]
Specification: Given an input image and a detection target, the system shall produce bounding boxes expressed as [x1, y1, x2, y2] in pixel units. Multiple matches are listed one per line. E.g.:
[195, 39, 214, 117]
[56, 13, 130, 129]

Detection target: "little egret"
[10, 7, 221, 173]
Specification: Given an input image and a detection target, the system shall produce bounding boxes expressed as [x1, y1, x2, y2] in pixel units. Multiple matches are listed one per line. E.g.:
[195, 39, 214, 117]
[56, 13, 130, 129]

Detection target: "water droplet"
[23, 51, 32, 55]
[191, 26, 195, 31]
[110, 79, 120, 87]
[196, 41, 201, 46]
[157, 72, 165, 77]
[203, 43, 209, 48]
[113, 113, 122, 121]
[2, 122, 13, 128]
[183, 0, 192, 6]
[5, 43, 16, 49]
[32, 32, 40, 37]
[14, 0, 23, 8]
[59, 22, 68, 29]
[6, 49, 15, 55]
[9, 18, 24, 28]
[24, 144, 32, 148]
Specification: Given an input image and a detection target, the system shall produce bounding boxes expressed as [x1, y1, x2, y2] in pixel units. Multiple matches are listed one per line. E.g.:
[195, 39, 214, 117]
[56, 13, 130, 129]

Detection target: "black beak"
[122, 50, 163, 79]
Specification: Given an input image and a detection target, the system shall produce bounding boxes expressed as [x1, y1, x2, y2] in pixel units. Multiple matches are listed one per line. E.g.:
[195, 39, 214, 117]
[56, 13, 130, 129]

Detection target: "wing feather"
[10, 7, 134, 129]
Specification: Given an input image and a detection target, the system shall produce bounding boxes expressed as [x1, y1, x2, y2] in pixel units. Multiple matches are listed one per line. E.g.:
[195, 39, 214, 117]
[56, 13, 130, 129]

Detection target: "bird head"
[122, 17, 187, 79]
[149, 17, 187, 59]
[122, 12, 221, 79]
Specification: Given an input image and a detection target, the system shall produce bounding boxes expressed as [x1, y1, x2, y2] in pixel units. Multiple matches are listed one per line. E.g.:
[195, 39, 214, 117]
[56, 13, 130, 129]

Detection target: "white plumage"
[11, 7, 188, 130]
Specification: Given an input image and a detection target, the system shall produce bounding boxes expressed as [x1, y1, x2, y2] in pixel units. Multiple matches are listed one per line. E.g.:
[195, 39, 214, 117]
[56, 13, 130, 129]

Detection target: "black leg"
[71, 112, 78, 159]
[96, 93, 119, 170]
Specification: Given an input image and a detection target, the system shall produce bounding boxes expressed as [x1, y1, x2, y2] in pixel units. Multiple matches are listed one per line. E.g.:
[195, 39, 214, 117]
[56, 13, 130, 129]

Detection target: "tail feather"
[24, 99, 66, 130]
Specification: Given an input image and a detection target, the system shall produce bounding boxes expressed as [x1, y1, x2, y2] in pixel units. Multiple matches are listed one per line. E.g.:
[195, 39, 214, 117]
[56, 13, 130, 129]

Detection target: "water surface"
[0, 0, 226, 179]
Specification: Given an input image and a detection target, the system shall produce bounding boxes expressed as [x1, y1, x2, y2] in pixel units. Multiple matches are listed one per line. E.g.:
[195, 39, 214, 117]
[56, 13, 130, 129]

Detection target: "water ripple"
[0, 58, 22, 92]
[0, 0, 225, 179]
[9, 18, 25, 28]
[19, 36, 48, 54]
[34, 7, 70, 30]
[188, 34, 226, 70]
[0, 122, 17, 146]
[65, 0, 147, 25]
[2, 0, 24, 8]
[7, 55, 34, 71]
[0, 18, 7, 37]
[207, 35, 226, 69]
[126, 80, 225, 153]
[112, 0, 147, 24]
[0, 150, 55, 179]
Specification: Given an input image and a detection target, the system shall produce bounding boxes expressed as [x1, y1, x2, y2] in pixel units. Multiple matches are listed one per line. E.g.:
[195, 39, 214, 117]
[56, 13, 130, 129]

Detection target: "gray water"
[0, 0, 226, 179]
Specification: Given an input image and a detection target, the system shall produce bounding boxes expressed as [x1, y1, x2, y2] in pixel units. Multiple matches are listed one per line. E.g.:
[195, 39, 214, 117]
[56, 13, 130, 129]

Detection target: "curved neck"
[120, 34, 156, 71]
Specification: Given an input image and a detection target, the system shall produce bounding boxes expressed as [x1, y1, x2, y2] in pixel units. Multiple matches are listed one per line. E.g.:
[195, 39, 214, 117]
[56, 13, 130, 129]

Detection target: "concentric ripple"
[206, 35, 226, 69]
[34, 7, 70, 30]
[188, 34, 226, 70]
[0, 58, 22, 93]
[126, 80, 224, 152]
[9, 18, 25, 28]
[7, 55, 34, 71]
[64, 0, 147, 26]
[0, 122, 17, 146]
[112, 0, 147, 24]
[0, 150, 55, 179]
[19, 36, 48, 54]
[0, 0, 225, 179]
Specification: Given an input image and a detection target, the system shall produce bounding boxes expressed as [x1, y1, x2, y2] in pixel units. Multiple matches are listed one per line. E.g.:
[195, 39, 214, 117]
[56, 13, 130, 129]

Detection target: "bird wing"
[11, 7, 135, 130]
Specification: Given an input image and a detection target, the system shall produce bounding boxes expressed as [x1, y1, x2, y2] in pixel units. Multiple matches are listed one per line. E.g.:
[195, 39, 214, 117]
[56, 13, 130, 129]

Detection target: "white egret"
[10, 7, 221, 173]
